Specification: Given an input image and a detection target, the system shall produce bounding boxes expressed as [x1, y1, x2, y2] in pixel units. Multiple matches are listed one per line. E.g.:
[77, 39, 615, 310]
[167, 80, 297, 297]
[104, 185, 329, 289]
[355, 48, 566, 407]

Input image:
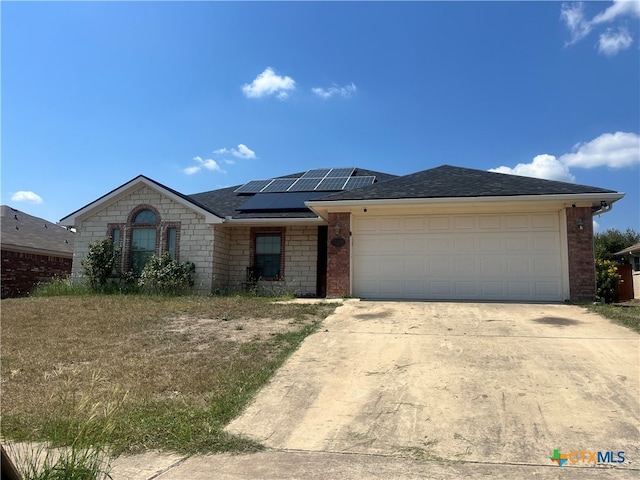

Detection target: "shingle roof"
[1, 206, 75, 256]
[615, 242, 640, 256]
[188, 168, 397, 219]
[317, 165, 618, 202]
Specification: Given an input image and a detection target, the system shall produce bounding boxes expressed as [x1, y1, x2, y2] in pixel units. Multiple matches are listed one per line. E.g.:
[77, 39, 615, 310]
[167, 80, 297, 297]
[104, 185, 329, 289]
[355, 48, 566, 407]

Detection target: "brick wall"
[565, 206, 596, 302]
[326, 212, 351, 297]
[72, 185, 215, 294]
[1, 249, 72, 298]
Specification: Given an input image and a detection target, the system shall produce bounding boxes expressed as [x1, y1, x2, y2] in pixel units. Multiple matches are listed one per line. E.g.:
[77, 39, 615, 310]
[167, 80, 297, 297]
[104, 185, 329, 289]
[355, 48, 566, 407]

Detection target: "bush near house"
[138, 253, 195, 295]
[593, 228, 639, 303]
[595, 259, 619, 303]
[81, 239, 119, 292]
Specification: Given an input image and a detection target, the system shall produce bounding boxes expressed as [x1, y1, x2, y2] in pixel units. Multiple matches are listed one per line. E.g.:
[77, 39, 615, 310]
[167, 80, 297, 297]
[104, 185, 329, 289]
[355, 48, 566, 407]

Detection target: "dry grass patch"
[1, 295, 337, 455]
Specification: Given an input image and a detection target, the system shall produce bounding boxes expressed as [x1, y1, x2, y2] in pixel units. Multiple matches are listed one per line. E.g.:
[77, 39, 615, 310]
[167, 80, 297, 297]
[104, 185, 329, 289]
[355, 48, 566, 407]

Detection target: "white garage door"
[352, 213, 564, 301]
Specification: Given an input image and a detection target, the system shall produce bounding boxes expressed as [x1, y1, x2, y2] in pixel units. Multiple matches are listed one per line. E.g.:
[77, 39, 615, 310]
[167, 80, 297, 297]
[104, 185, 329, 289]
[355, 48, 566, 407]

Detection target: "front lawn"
[1, 295, 337, 456]
[585, 302, 640, 334]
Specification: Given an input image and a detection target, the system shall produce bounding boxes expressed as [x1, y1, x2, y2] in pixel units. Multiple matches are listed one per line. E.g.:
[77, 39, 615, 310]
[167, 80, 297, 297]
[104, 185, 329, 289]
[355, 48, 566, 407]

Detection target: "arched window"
[133, 209, 157, 224]
[131, 208, 159, 273]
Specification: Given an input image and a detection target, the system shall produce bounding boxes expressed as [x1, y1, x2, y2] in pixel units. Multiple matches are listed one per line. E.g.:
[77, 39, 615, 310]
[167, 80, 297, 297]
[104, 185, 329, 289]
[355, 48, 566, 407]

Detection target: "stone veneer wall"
[220, 225, 319, 296]
[565, 206, 596, 302]
[71, 185, 215, 294]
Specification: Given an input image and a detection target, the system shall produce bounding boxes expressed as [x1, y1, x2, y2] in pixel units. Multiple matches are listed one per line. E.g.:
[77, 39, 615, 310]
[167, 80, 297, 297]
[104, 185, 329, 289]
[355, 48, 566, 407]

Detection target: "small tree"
[138, 253, 195, 295]
[594, 228, 640, 262]
[595, 259, 619, 303]
[81, 239, 119, 292]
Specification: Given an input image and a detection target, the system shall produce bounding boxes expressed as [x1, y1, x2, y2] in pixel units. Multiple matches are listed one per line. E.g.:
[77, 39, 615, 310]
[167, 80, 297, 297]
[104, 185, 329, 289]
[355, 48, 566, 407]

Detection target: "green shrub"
[81, 240, 119, 292]
[595, 259, 619, 303]
[138, 253, 195, 295]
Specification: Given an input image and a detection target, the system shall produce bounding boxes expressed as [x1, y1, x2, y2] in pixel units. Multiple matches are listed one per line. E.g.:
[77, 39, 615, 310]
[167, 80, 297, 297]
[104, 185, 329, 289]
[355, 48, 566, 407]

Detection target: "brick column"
[565, 206, 596, 302]
[326, 212, 351, 297]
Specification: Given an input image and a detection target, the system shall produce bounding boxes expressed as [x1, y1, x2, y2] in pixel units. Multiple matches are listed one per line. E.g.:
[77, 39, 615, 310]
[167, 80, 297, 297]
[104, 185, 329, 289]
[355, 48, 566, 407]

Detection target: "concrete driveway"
[227, 301, 639, 474]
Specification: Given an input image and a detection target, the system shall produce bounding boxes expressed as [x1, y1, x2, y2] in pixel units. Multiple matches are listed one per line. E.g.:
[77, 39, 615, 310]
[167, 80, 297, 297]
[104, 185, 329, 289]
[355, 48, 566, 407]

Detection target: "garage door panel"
[453, 216, 476, 230]
[505, 237, 530, 252]
[455, 281, 478, 297]
[430, 281, 453, 296]
[532, 213, 558, 229]
[535, 281, 562, 297]
[507, 282, 532, 297]
[428, 217, 450, 230]
[505, 256, 531, 274]
[426, 238, 450, 253]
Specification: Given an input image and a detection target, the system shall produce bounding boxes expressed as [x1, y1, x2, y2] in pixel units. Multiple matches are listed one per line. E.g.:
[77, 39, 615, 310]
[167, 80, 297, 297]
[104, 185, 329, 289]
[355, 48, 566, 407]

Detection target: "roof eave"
[306, 192, 625, 219]
[60, 176, 224, 226]
[222, 216, 325, 226]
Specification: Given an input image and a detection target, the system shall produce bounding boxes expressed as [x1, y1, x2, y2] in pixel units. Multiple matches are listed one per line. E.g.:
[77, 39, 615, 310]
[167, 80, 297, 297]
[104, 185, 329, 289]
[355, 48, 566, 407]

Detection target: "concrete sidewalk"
[110, 449, 638, 479]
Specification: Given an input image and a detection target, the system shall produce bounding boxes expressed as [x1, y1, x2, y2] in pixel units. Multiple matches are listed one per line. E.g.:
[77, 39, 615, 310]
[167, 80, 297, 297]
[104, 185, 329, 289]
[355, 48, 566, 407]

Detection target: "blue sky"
[2, 1, 639, 233]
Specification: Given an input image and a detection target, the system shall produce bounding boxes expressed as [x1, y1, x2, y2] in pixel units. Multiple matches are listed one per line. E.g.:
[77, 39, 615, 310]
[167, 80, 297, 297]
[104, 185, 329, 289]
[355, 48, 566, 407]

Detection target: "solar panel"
[237, 192, 326, 211]
[270, 191, 326, 209]
[315, 177, 349, 191]
[261, 178, 297, 193]
[345, 176, 376, 190]
[288, 177, 323, 191]
[301, 168, 331, 179]
[236, 193, 281, 210]
[326, 167, 355, 178]
[234, 179, 273, 193]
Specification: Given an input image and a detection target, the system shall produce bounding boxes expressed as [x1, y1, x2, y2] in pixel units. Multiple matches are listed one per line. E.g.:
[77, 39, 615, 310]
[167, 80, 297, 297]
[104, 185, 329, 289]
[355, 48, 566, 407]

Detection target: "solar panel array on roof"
[234, 167, 374, 194]
[316, 177, 349, 191]
[345, 176, 376, 190]
[261, 178, 297, 193]
[234, 179, 273, 193]
[288, 178, 323, 191]
[301, 168, 331, 179]
[326, 167, 355, 178]
[237, 191, 327, 211]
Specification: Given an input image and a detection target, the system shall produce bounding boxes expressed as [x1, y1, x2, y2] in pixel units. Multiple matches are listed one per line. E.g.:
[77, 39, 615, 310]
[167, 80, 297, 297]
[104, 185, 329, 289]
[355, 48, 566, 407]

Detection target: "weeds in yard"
[5, 442, 113, 480]
[1, 295, 336, 456]
[586, 303, 640, 334]
[31, 277, 93, 297]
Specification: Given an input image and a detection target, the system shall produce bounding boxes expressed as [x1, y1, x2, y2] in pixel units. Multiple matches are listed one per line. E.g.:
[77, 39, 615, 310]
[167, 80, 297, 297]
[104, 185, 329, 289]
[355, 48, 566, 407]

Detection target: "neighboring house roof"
[318, 165, 618, 201]
[1, 205, 75, 256]
[615, 242, 640, 256]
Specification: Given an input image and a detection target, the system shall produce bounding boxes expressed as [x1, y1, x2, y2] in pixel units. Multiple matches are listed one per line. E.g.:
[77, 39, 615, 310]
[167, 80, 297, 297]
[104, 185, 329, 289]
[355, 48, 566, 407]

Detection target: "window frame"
[250, 227, 285, 281]
[106, 206, 182, 275]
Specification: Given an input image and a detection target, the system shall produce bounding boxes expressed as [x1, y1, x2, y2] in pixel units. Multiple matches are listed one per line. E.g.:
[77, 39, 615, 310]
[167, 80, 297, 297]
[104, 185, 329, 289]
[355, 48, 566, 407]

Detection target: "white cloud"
[11, 191, 43, 204]
[312, 83, 357, 100]
[489, 154, 576, 182]
[593, 219, 601, 231]
[232, 144, 256, 159]
[598, 27, 633, 55]
[489, 131, 640, 183]
[561, 0, 639, 54]
[184, 156, 224, 175]
[561, 2, 592, 45]
[560, 131, 640, 168]
[592, 0, 640, 25]
[242, 67, 295, 100]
